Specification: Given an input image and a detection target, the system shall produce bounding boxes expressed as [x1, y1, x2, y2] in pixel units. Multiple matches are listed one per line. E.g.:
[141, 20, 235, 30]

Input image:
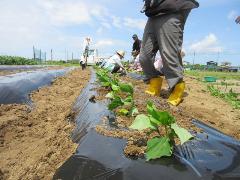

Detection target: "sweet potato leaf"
[171, 123, 193, 145]
[123, 96, 133, 106]
[119, 83, 134, 94]
[130, 114, 156, 130]
[108, 96, 124, 110]
[146, 137, 172, 161]
[118, 109, 129, 116]
[111, 84, 120, 92]
[106, 92, 114, 99]
[130, 107, 139, 116]
[147, 102, 175, 126]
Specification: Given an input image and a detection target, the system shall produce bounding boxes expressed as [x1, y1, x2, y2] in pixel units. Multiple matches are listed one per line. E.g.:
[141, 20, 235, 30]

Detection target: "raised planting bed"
[0, 68, 74, 104]
[53, 68, 240, 180]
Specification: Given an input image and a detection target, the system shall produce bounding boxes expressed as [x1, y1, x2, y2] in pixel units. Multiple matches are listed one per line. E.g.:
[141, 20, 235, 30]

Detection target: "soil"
[0, 68, 90, 180]
[95, 73, 240, 157]
[213, 79, 240, 94]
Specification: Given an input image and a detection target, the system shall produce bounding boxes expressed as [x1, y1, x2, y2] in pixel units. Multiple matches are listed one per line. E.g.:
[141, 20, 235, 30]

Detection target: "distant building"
[183, 61, 190, 66]
[207, 61, 218, 66]
[229, 67, 240, 72]
[206, 61, 218, 70]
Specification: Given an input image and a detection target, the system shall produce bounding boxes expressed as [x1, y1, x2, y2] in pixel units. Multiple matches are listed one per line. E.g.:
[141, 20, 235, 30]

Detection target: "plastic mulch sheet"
[53, 71, 240, 180]
[0, 65, 47, 71]
[0, 68, 73, 104]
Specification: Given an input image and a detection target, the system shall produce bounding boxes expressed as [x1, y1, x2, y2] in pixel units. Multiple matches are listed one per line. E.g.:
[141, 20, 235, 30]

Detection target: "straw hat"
[116, 50, 125, 58]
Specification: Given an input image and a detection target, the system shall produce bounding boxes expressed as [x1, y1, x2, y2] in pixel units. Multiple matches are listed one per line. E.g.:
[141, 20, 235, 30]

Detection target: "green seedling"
[96, 69, 138, 116]
[208, 85, 240, 109]
[130, 101, 193, 161]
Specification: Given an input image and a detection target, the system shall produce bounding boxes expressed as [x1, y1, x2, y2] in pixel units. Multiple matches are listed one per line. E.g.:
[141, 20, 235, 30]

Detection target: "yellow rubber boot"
[168, 82, 185, 106]
[145, 77, 163, 96]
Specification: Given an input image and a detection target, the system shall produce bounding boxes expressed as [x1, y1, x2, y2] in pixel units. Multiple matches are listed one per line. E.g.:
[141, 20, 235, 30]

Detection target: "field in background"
[0, 55, 80, 66]
[185, 70, 240, 109]
[185, 70, 240, 81]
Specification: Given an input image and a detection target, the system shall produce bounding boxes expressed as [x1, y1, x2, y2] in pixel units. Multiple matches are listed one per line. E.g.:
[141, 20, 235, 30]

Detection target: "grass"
[185, 70, 240, 109]
[207, 85, 240, 109]
[185, 70, 240, 81]
[45, 61, 80, 67]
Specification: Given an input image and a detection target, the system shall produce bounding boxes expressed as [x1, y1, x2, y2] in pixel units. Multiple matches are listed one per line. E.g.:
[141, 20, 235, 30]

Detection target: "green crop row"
[96, 67, 193, 161]
[207, 85, 240, 109]
[0, 56, 38, 65]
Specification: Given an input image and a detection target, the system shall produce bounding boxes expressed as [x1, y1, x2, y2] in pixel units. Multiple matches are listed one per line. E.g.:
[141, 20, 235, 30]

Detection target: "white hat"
[116, 50, 125, 58]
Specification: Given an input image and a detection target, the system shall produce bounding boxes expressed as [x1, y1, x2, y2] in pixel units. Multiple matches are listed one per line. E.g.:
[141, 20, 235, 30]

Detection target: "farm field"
[0, 68, 240, 179]
[185, 70, 240, 109]
[0, 68, 90, 179]
[96, 71, 240, 141]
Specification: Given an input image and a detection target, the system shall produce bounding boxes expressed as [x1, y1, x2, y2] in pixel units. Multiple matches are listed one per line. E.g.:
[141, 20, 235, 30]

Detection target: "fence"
[33, 46, 46, 62]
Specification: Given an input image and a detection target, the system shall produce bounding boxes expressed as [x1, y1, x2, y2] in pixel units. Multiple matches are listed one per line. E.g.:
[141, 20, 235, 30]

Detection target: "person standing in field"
[80, 37, 91, 70]
[132, 34, 142, 59]
[139, 0, 199, 106]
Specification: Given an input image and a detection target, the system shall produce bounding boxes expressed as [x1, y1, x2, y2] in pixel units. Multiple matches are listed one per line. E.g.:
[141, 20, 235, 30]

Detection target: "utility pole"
[217, 51, 220, 66]
[64, 49, 67, 61]
[40, 49, 42, 62]
[51, 49, 53, 61]
[72, 52, 74, 61]
[193, 51, 196, 65]
[33, 46, 36, 61]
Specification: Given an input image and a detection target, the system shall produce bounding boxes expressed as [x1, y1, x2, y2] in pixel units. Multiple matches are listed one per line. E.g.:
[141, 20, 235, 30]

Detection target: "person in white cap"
[80, 37, 91, 70]
[102, 50, 126, 74]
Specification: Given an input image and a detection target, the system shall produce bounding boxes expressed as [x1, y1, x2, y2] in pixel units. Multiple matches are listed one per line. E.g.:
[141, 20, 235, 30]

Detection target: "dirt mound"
[0, 68, 90, 180]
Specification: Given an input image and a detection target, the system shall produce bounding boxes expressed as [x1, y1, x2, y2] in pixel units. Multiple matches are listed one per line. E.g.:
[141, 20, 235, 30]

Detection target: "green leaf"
[171, 123, 193, 145]
[105, 92, 114, 99]
[156, 111, 176, 126]
[118, 109, 129, 116]
[123, 96, 133, 106]
[130, 107, 139, 116]
[147, 101, 156, 115]
[149, 116, 161, 126]
[119, 83, 134, 94]
[101, 82, 111, 87]
[108, 96, 124, 110]
[146, 137, 172, 161]
[97, 74, 110, 83]
[147, 102, 175, 126]
[147, 102, 162, 124]
[111, 84, 120, 92]
[130, 114, 156, 130]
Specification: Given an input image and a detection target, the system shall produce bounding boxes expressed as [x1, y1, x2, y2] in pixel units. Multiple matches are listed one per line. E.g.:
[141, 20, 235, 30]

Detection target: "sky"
[0, 0, 239, 65]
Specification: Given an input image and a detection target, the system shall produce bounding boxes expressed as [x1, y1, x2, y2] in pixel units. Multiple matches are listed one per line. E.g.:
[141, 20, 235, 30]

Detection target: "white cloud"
[93, 39, 130, 56]
[0, 0, 141, 59]
[189, 33, 223, 53]
[123, 18, 146, 30]
[38, 0, 109, 27]
[228, 10, 238, 20]
[111, 16, 122, 29]
[111, 16, 146, 30]
[95, 40, 114, 48]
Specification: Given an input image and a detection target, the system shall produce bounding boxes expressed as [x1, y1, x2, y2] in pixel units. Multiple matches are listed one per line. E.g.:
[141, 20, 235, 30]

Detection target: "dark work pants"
[111, 64, 121, 74]
[139, 10, 190, 90]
